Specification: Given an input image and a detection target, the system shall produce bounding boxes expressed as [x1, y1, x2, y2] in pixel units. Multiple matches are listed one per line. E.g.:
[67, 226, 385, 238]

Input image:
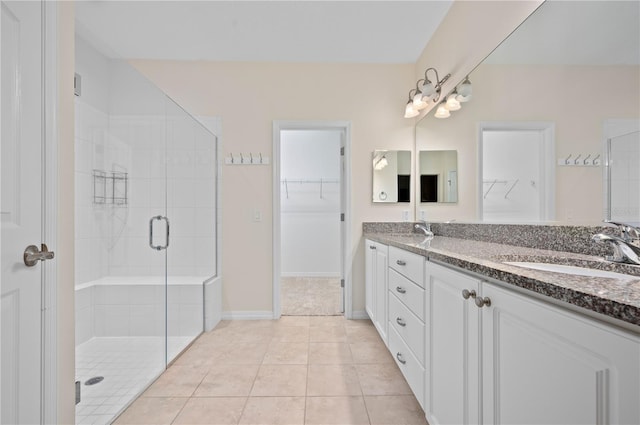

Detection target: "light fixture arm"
[407, 88, 417, 101]
[423, 67, 451, 103]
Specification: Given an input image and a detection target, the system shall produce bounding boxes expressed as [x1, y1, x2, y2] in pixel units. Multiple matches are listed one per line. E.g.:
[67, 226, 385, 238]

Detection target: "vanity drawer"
[388, 292, 425, 363]
[389, 269, 425, 321]
[389, 325, 425, 409]
[389, 246, 425, 286]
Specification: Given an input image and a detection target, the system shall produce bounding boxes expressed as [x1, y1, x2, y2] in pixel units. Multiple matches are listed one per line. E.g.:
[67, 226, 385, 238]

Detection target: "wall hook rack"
[557, 152, 601, 167]
[225, 152, 270, 165]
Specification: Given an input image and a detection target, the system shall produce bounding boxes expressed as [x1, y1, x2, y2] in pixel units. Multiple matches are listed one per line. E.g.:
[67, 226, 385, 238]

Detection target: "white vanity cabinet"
[425, 261, 640, 425]
[388, 246, 426, 409]
[365, 239, 389, 344]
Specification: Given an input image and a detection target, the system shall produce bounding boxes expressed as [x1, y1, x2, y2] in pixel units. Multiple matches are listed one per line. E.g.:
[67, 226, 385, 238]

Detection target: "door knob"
[24, 244, 55, 267]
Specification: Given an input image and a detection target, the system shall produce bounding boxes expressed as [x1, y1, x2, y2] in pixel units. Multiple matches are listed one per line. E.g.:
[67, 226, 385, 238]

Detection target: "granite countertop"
[365, 232, 640, 329]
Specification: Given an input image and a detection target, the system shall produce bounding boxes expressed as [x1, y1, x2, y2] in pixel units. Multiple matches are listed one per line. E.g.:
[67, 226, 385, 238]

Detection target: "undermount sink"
[503, 262, 635, 279]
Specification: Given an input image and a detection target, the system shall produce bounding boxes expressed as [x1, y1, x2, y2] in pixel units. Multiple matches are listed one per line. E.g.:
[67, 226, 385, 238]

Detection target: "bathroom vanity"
[364, 224, 640, 424]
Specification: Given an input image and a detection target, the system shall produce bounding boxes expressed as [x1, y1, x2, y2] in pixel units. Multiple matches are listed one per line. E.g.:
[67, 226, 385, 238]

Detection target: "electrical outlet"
[402, 210, 410, 221]
[420, 210, 426, 221]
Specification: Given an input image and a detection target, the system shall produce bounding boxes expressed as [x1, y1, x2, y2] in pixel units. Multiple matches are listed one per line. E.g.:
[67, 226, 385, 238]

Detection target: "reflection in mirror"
[605, 121, 640, 225]
[414, 0, 640, 224]
[372, 150, 411, 203]
[419, 150, 458, 203]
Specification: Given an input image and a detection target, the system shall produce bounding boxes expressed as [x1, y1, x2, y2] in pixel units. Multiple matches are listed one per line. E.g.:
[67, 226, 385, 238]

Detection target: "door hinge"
[340, 213, 345, 222]
[341, 279, 345, 288]
[74, 73, 81, 97]
[75, 380, 81, 405]
[340, 147, 345, 156]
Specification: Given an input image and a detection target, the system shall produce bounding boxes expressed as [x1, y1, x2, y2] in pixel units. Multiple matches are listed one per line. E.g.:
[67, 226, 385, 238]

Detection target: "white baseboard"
[281, 272, 341, 278]
[351, 310, 370, 320]
[222, 311, 274, 321]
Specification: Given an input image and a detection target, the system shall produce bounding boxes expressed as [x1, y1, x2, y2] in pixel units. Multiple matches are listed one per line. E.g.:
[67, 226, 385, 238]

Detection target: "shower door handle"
[149, 215, 170, 250]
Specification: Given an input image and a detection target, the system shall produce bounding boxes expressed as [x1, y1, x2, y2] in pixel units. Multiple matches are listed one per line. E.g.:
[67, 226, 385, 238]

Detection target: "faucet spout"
[592, 233, 640, 265]
[415, 222, 434, 238]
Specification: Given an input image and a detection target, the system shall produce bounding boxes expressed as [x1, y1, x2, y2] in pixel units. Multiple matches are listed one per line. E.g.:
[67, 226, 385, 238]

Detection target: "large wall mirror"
[415, 0, 640, 224]
[372, 150, 411, 203]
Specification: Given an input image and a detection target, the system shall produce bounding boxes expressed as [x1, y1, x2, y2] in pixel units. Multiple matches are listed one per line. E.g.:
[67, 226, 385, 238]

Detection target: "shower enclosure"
[74, 35, 217, 425]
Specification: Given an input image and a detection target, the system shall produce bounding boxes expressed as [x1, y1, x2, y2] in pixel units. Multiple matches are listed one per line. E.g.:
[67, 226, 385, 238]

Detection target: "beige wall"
[414, 0, 543, 118]
[130, 61, 416, 314]
[416, 64, 640, 223]
[57, 1, 75, 423]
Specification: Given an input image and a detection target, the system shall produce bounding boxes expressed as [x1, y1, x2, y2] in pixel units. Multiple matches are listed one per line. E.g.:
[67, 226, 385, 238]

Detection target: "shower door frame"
[272, 121, 352, 319]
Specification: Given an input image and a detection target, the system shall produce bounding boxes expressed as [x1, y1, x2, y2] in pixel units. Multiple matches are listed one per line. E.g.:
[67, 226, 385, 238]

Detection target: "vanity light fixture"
[456, 76, 472, 102]
[420, 68, 450, 104]
[373, 154, 388, 170]
[445, 90, 461, 111]
[404, 67, 451, 118]
[404, 89, 420, 118]
[434, 101, 451, 119]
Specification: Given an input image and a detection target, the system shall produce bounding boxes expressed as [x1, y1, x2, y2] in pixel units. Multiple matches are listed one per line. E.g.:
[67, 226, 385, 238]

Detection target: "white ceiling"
[75, 1, 453, 63]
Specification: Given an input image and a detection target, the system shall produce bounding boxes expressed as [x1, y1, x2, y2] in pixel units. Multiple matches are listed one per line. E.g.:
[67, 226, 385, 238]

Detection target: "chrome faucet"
[591, 221, 640, 265]
[415, 221, 434, 238]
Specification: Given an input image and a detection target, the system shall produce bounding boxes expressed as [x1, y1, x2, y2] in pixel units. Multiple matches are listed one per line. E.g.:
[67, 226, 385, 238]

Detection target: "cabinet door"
[373, 243, 388, 343]
[425, 262, 481, 425]
[482, 283, 640, 425]
[365, 239, 376, 320]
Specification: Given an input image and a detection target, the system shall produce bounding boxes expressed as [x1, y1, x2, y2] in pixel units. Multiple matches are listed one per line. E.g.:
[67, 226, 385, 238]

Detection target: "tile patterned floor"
[75, 337, 192, 425]
[114, 316, 427, 425]
[281, 277, 342, 316]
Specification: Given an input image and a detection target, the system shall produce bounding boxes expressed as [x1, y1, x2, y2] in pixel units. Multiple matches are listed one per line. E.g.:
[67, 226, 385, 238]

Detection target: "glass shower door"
[164, 97, 213, 362]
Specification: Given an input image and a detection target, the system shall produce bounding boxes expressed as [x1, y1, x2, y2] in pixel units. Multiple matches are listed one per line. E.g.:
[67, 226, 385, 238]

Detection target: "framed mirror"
[415, 0, 640, 224]
[418, 150, 458, 203]
[372, 150, 411, 203]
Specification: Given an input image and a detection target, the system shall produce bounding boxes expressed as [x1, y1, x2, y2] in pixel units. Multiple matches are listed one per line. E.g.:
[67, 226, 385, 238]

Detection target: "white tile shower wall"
[75, 286, 94, 345]
[75, 100, 110, 286]
[92, 283, 204, 338]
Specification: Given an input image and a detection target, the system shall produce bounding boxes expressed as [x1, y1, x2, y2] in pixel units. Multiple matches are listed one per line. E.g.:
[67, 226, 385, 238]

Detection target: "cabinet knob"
[396, 260, 406, 266]
[396, 317, 406, 327]
[462, 289, 477, 300]
[396, 352, 406, 364]
[475, 297, 492, 308]
[395, 286, 406, 294]
[369, 245, 376, 250]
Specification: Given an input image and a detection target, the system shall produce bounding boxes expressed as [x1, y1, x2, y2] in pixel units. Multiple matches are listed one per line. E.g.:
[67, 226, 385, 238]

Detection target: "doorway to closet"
[273, 123, 350, 317]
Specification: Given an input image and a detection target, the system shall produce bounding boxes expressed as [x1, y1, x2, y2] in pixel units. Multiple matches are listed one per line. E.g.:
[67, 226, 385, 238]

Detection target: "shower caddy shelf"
[93, 169, 128, 205]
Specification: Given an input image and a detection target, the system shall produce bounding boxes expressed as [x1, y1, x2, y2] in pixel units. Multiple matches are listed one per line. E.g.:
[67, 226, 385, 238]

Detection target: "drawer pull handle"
[462, 289, 477, 300]
[396, 286, 406, 294]
[396, 352, 406, 364]
[396, 260, 406, 266]
[475, 297, 492, 308]
[396, 317, 406, 327]
[369, 245, 376, 250]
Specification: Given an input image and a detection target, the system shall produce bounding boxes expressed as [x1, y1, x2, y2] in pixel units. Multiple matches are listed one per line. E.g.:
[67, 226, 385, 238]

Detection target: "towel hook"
[565, 153, 572, 165]
[574, 154, 582, 165]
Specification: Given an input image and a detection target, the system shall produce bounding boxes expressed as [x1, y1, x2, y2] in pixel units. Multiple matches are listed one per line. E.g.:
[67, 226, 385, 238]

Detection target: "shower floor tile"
[75, 336, 192, 425]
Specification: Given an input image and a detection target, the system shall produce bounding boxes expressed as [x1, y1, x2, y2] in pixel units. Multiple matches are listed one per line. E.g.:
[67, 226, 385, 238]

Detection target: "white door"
[1, 1, 47, 423]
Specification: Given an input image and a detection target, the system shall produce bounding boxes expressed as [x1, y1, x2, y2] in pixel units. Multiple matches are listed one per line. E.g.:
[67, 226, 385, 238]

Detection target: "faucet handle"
[603, 220, 640, 241]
